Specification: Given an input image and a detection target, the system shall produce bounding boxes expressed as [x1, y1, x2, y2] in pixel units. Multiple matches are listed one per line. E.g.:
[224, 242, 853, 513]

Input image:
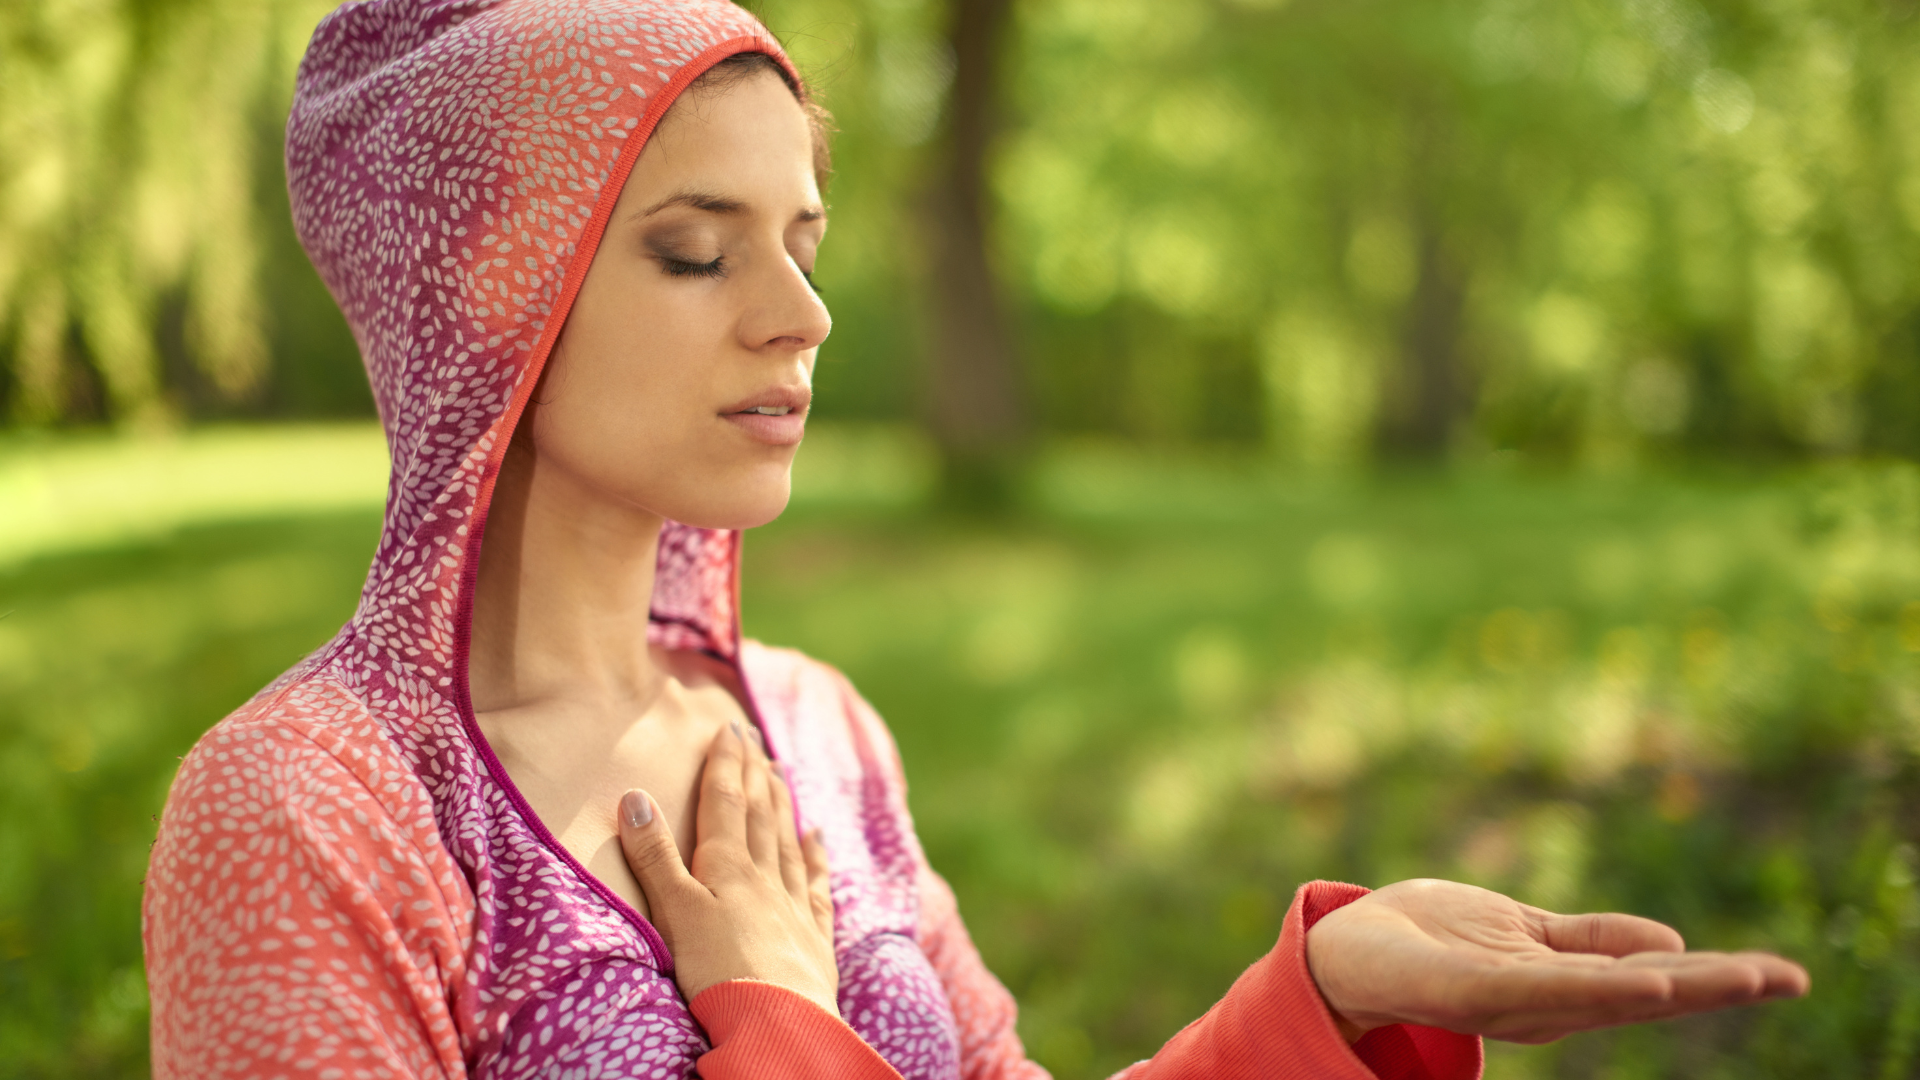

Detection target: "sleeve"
[684, 878, 1483, 1080]
[1110, 882, 1484, 1080]
[692, 980, 905, 1080]
[916, 870, 1484, 1080]
[143, 711, 474, 1080]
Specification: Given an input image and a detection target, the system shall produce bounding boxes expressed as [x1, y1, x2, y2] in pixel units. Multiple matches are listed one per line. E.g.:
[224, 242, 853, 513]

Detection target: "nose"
[741, 256, 831, 354]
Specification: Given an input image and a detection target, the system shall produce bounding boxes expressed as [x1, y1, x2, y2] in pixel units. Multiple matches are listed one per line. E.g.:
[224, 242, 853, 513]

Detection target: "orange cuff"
[690, 980, 904, 1080]
[1124, 881, 1482, 1080]
[1299, 883, 1484, 1080]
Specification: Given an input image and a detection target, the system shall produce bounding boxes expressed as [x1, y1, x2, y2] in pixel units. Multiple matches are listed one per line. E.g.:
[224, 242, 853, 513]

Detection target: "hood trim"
[447, 35, 804, 973]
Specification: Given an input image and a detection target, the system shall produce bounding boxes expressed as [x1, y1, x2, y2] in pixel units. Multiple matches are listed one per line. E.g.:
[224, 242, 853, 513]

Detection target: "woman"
[142, 1, 1807, 1077]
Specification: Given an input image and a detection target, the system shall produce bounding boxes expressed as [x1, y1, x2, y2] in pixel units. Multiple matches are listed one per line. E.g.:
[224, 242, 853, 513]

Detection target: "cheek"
[556, 276, 725, 433]
[533, 284, 752, 492]
[526, 262, 792, 527]
[539, 354, 705, 492]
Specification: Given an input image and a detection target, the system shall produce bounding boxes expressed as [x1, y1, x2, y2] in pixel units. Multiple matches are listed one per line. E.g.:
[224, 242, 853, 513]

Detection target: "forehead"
[621, 71, 819, 206]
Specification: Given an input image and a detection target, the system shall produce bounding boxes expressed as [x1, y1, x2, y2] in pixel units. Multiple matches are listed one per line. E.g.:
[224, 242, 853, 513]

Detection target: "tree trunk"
[1376, 217, 1466, 457]
[1376, 103, 1467, 460]
[922, 0, 1026, 507]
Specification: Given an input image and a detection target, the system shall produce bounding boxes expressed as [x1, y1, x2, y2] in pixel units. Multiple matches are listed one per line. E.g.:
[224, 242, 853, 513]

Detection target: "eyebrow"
[637, 188, 826, 224]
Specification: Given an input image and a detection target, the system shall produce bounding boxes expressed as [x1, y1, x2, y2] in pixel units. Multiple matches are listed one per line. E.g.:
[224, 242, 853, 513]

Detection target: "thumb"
[618, 790, 703, 917]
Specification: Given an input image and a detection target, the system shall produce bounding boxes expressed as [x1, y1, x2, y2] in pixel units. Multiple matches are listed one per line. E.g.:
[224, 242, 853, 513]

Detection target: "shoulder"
[162, 674, 444, 847]
[736, 639, 850, 697]
[145, 674, 474, 1077]
[148, 672, 474, 949]
[739, 643, 955, 1057]
[738, 640, 906, 786]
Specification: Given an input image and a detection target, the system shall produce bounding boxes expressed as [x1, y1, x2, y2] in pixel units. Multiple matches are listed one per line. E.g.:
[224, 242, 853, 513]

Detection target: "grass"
[1, 427, 1917, 1078]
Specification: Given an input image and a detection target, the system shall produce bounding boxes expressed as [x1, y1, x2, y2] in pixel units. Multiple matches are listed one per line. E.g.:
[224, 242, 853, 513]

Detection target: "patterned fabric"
[144, 2, 964, 1076]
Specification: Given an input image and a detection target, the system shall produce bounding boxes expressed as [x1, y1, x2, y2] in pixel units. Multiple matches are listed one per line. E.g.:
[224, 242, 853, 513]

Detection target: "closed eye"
[661, 255, 725, 279]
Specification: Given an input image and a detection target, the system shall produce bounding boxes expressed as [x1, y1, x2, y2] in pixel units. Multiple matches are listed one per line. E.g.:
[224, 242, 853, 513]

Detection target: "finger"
[1455, 950, 1798, 1037]
[1751, 953, 1812, 998]
[691, 723, 749, 879]
[1473, 982, 1696, 1041]
[739, 722, 781, 874]
[1473, 958, 1780, 1042]
[1617, 950, 1809, 1003]
[769, 770, 808, 900]
[802, 827, 834, 938]
[617, 789, 705, 929]
[1449, 954, 1675, 1020]
[1540, 912, 1685, 957]
[1648, 956, 1766, 1010]
[1630, 950, 1809, 996]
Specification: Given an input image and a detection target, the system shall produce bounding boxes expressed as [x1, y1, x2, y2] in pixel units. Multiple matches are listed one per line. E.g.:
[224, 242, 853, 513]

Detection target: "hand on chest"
[475, 648, 755, 920]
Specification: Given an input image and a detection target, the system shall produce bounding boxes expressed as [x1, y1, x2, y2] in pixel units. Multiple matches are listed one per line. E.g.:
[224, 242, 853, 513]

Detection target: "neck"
[469, 436, 665, 715]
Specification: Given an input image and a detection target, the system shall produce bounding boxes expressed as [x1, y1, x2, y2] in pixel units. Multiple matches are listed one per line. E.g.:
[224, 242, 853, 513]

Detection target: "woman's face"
[520, 67, 829, 530]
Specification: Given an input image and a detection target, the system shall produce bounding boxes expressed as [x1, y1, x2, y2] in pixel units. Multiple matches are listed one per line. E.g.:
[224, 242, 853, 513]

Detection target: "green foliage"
[991, 0, 1920, 461]
[8, 0, 1920, 463]
[3, 431, 1916, 1077]
[0, 0, 362, 426]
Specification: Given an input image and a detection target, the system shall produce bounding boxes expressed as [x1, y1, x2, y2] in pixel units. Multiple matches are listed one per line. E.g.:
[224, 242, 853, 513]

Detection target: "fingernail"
[730, 720, 743, 741]
[621, 790, 652, 829]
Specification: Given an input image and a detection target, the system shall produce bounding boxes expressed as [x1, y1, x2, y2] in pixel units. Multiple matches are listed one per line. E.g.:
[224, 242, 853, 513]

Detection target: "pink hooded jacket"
[140, 1, 1482, 1077]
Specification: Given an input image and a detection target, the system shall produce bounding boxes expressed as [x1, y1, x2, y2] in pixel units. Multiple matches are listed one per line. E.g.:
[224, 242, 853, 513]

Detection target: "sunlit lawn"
[2, 427, 1917, 1078]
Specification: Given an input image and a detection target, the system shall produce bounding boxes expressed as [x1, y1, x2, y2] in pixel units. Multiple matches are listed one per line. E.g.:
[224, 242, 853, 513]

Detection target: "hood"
[273, 13, 972, 1075]
[288, 0, 797, 693]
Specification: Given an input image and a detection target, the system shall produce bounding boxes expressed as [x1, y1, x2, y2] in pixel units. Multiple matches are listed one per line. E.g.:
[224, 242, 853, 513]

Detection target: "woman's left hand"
[1305, 878, 1810, 1044]
[616, 722, 840, 1016]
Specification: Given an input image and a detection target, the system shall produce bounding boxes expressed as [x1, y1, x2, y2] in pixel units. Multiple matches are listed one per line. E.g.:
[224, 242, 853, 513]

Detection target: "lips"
[720, 384, 810, 446]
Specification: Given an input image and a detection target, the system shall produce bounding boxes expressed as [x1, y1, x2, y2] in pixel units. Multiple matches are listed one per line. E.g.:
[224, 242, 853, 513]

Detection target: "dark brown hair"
[688, 51, 835, 189]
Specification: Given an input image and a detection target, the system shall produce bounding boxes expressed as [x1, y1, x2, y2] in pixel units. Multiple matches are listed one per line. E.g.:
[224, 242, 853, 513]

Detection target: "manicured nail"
[730, 720, 743, 741]
[621, 790, 652, 829]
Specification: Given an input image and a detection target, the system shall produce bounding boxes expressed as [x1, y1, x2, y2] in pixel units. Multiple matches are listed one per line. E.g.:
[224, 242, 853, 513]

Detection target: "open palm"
[1306, 879, 1810, 1044]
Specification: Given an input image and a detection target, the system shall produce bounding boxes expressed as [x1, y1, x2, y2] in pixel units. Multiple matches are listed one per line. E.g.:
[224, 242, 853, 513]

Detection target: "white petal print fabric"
[143, 2, 961, 1076]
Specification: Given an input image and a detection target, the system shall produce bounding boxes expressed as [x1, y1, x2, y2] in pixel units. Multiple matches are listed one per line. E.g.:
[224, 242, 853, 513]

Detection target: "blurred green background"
[4, 0, 1920, 1076]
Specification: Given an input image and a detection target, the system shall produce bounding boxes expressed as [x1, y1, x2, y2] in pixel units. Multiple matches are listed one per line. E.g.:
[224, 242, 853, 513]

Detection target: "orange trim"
[691, 980, 904, 1080]
[470, 32, 792, 528]
[448, 29, 800, 971]
[1115, 882, 1483, 1080]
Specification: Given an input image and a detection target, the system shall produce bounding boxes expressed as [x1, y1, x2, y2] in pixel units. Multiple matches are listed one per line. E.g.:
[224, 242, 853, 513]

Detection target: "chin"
[662, 475, 793, 532]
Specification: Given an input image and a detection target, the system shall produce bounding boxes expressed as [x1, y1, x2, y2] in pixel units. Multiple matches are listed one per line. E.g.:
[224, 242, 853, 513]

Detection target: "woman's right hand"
[616, 721, 840, 1017]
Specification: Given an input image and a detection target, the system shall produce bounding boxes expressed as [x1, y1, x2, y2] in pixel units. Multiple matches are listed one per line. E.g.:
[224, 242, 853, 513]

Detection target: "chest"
[476, 681, 749, 921]
[448, 647, 962, 1079]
